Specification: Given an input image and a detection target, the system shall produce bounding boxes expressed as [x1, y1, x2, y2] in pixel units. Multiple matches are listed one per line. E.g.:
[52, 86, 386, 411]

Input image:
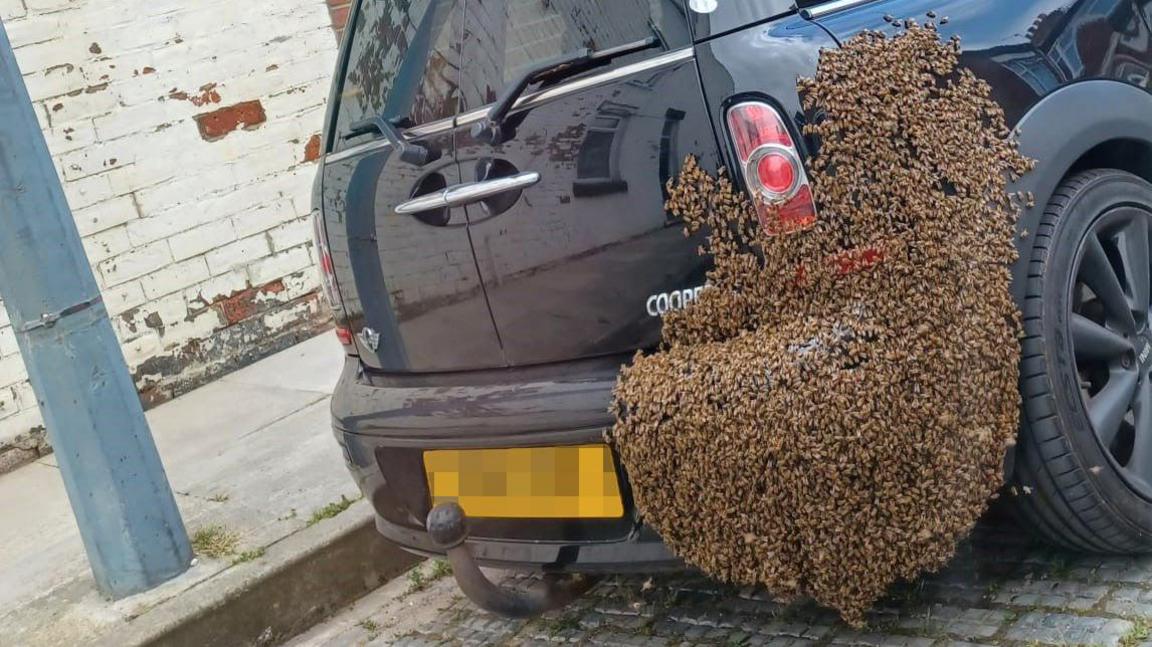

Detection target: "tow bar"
[425, 502, 601, 618]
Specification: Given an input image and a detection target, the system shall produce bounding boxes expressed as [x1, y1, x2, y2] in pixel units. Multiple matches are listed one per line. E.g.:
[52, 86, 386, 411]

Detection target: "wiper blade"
[472, 36, 661, 145]
[344, 115, 441, 166]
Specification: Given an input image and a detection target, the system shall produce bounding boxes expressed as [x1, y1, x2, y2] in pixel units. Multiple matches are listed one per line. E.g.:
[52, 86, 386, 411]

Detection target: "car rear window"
[332, 0, 464, 150]
[460, 0, 692, 109]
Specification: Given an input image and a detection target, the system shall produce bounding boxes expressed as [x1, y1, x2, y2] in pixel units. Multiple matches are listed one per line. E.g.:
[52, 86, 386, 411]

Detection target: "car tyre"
[1014, 169, 1152, 553]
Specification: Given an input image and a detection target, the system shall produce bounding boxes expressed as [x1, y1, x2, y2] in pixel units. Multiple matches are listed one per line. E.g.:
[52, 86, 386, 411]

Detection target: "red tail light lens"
[755, 150, 798, 195]
[726, 101, 817, 235]
[311, 209, 355, 352]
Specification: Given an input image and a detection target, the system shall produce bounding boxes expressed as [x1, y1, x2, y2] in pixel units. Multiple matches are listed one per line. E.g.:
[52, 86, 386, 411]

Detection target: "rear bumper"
[331, 356, 679, 572]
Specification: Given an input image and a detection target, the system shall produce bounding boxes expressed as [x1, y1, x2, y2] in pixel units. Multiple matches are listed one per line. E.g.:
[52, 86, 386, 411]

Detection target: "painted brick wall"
[0, 0, 342, 471]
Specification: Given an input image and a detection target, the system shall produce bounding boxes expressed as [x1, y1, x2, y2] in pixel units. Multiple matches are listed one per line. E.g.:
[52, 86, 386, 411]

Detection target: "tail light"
[726, 101, 817, 235]
[311, 209, 355, 352]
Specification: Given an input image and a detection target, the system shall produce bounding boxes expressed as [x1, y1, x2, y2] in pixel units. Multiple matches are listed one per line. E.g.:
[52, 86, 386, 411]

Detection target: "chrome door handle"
[396, 172, 540, 215]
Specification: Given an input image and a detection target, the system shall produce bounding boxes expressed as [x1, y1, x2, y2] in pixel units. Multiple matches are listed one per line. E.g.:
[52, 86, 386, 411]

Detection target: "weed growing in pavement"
[405, 559, 452, 594]
[357, 618, 380, 636]
[191, 525, 240, 559]
[230, 547, 266, 565]
[611, 18, 1031, 626]
[1121, 619, 1152, 647]
[207, 492, 230, 503]
[406, 568, 429, 594]
[307, 495, 357, 526]
[544, 612, 582, 636]
[429, 559, 452, 579]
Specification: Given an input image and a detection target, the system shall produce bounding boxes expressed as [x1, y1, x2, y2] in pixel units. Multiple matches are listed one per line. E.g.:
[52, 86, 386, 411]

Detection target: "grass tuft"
[230, 547, 266, 565]
[307, 495, 356, 526]
[1121, 619, 1152, 647]
[191, 525, 240, 559]
[405, 559, 453, 594]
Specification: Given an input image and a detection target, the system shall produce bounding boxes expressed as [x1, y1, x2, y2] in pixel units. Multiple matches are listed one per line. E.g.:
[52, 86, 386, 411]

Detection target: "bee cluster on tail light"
[310, 209, 355, 350]
[725, 101, 818, 234]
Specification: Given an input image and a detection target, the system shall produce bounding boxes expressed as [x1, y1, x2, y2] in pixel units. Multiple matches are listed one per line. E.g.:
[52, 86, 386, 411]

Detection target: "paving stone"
[830, 630, 937, 647]
[893, 604, 1012, 639]
[746, 638, 819, 647]
[1104, 586, 1152, 618]
[993, 579, 1111, 610]
[1003, 611, 1134, 647]
[1099, 556, 1152, 584]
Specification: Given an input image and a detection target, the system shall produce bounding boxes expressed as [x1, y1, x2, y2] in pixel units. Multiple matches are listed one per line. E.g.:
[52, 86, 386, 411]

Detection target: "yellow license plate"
[423, 445, 624, 519]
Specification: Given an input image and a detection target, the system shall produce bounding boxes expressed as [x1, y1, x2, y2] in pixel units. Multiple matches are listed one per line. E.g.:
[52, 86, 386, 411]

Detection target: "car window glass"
[333, 0, 464, 150]
[460, 0, 691, 109]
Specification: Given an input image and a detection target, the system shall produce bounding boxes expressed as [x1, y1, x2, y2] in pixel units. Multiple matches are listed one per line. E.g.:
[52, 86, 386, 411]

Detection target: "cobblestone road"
[287, 513, 1152, 647]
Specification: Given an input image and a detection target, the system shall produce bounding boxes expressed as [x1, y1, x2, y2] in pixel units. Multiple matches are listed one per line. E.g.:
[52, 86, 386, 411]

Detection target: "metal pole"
[0, 20, 191, 598]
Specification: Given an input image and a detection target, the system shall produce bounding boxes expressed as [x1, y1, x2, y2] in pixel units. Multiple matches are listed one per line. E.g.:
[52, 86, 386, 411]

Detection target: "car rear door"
[320, 0, 505, 372]
[453, 0, 721, 366]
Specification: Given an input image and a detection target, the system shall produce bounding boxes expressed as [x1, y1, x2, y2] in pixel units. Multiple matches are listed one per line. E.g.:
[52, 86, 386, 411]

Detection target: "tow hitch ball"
[425, 502, 600, 618]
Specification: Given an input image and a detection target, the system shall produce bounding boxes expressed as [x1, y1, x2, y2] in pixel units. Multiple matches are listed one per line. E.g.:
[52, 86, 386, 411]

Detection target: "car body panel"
[452, 1, 718, 367]
[317, 0, 1152, 570]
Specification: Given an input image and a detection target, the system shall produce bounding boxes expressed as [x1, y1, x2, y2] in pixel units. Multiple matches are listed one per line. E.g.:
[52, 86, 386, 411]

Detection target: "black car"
[312, 0, 1152, 615]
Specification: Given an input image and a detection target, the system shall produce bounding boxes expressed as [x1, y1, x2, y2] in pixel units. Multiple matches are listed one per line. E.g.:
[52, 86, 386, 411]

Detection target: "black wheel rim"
[1071, 206, 1152, 497]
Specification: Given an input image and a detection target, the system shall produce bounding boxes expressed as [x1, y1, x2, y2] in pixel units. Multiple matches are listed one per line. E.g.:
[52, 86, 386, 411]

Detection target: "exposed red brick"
[142, 66, 156, 75]
[89, 42, 102, 54]
[329, 5, 351, 32]
[169, 83, 221, 107]
[303, 133, 322, 163]
[259, 279, 286, 295]
[194, 100, 267, 141]
[213, 279, 289, 324]
[215, 287, 260, 325]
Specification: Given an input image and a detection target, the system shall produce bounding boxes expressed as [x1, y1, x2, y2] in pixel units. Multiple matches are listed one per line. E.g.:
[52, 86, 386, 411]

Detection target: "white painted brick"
[14, 382, 38, 411]
[184, 270, 249, 307]
[9, 15, 64, 50]
[1, 0, 28, 20]
[2, 0, 340, 452]
[42, 83, 120, 126]
[43, 118, 99, 156]
[0, 386, 21, 422]
[268, 218, 311, 252]
[262, 296, 321, 330]
[0, 327, 18, 358]
[140, 257, 210, 299]
[127, 208, 212, 247]
[247, 245, 311, 286]
[24, 0, 81, 13]
[160, 308, 223, 349]
[101, 280, 147, 316]
[81, 225, 131, 264]
[168, 220, 236, 261]
[20, 62, 85, 102]
[0, 354, 28, 389]
[232, 199, 295, 238]
[258, 269, 317, 303]
[58, 140, 136, 181]
[98, 241, 171, 286]
[206, 235, 272, 276]
[0, 409, 45, 446]
[120, 331, 161, 370]
[73, 195, 138, 237]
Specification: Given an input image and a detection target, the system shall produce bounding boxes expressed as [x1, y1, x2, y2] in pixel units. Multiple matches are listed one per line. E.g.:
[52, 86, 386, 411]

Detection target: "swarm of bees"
[610, 22, 1034, 625]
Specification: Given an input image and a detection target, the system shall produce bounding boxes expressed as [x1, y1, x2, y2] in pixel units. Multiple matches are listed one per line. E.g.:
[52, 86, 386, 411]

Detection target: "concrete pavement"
[0, 332, 416, 646]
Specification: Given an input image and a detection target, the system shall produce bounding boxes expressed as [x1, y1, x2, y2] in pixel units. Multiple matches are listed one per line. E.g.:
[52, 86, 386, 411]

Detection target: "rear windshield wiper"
[344, 115, 442, 166]
[472, 36, 662, 145]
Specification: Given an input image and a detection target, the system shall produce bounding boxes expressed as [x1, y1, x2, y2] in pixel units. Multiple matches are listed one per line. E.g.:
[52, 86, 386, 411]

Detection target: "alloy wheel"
[1072, 206, 1152, 497]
